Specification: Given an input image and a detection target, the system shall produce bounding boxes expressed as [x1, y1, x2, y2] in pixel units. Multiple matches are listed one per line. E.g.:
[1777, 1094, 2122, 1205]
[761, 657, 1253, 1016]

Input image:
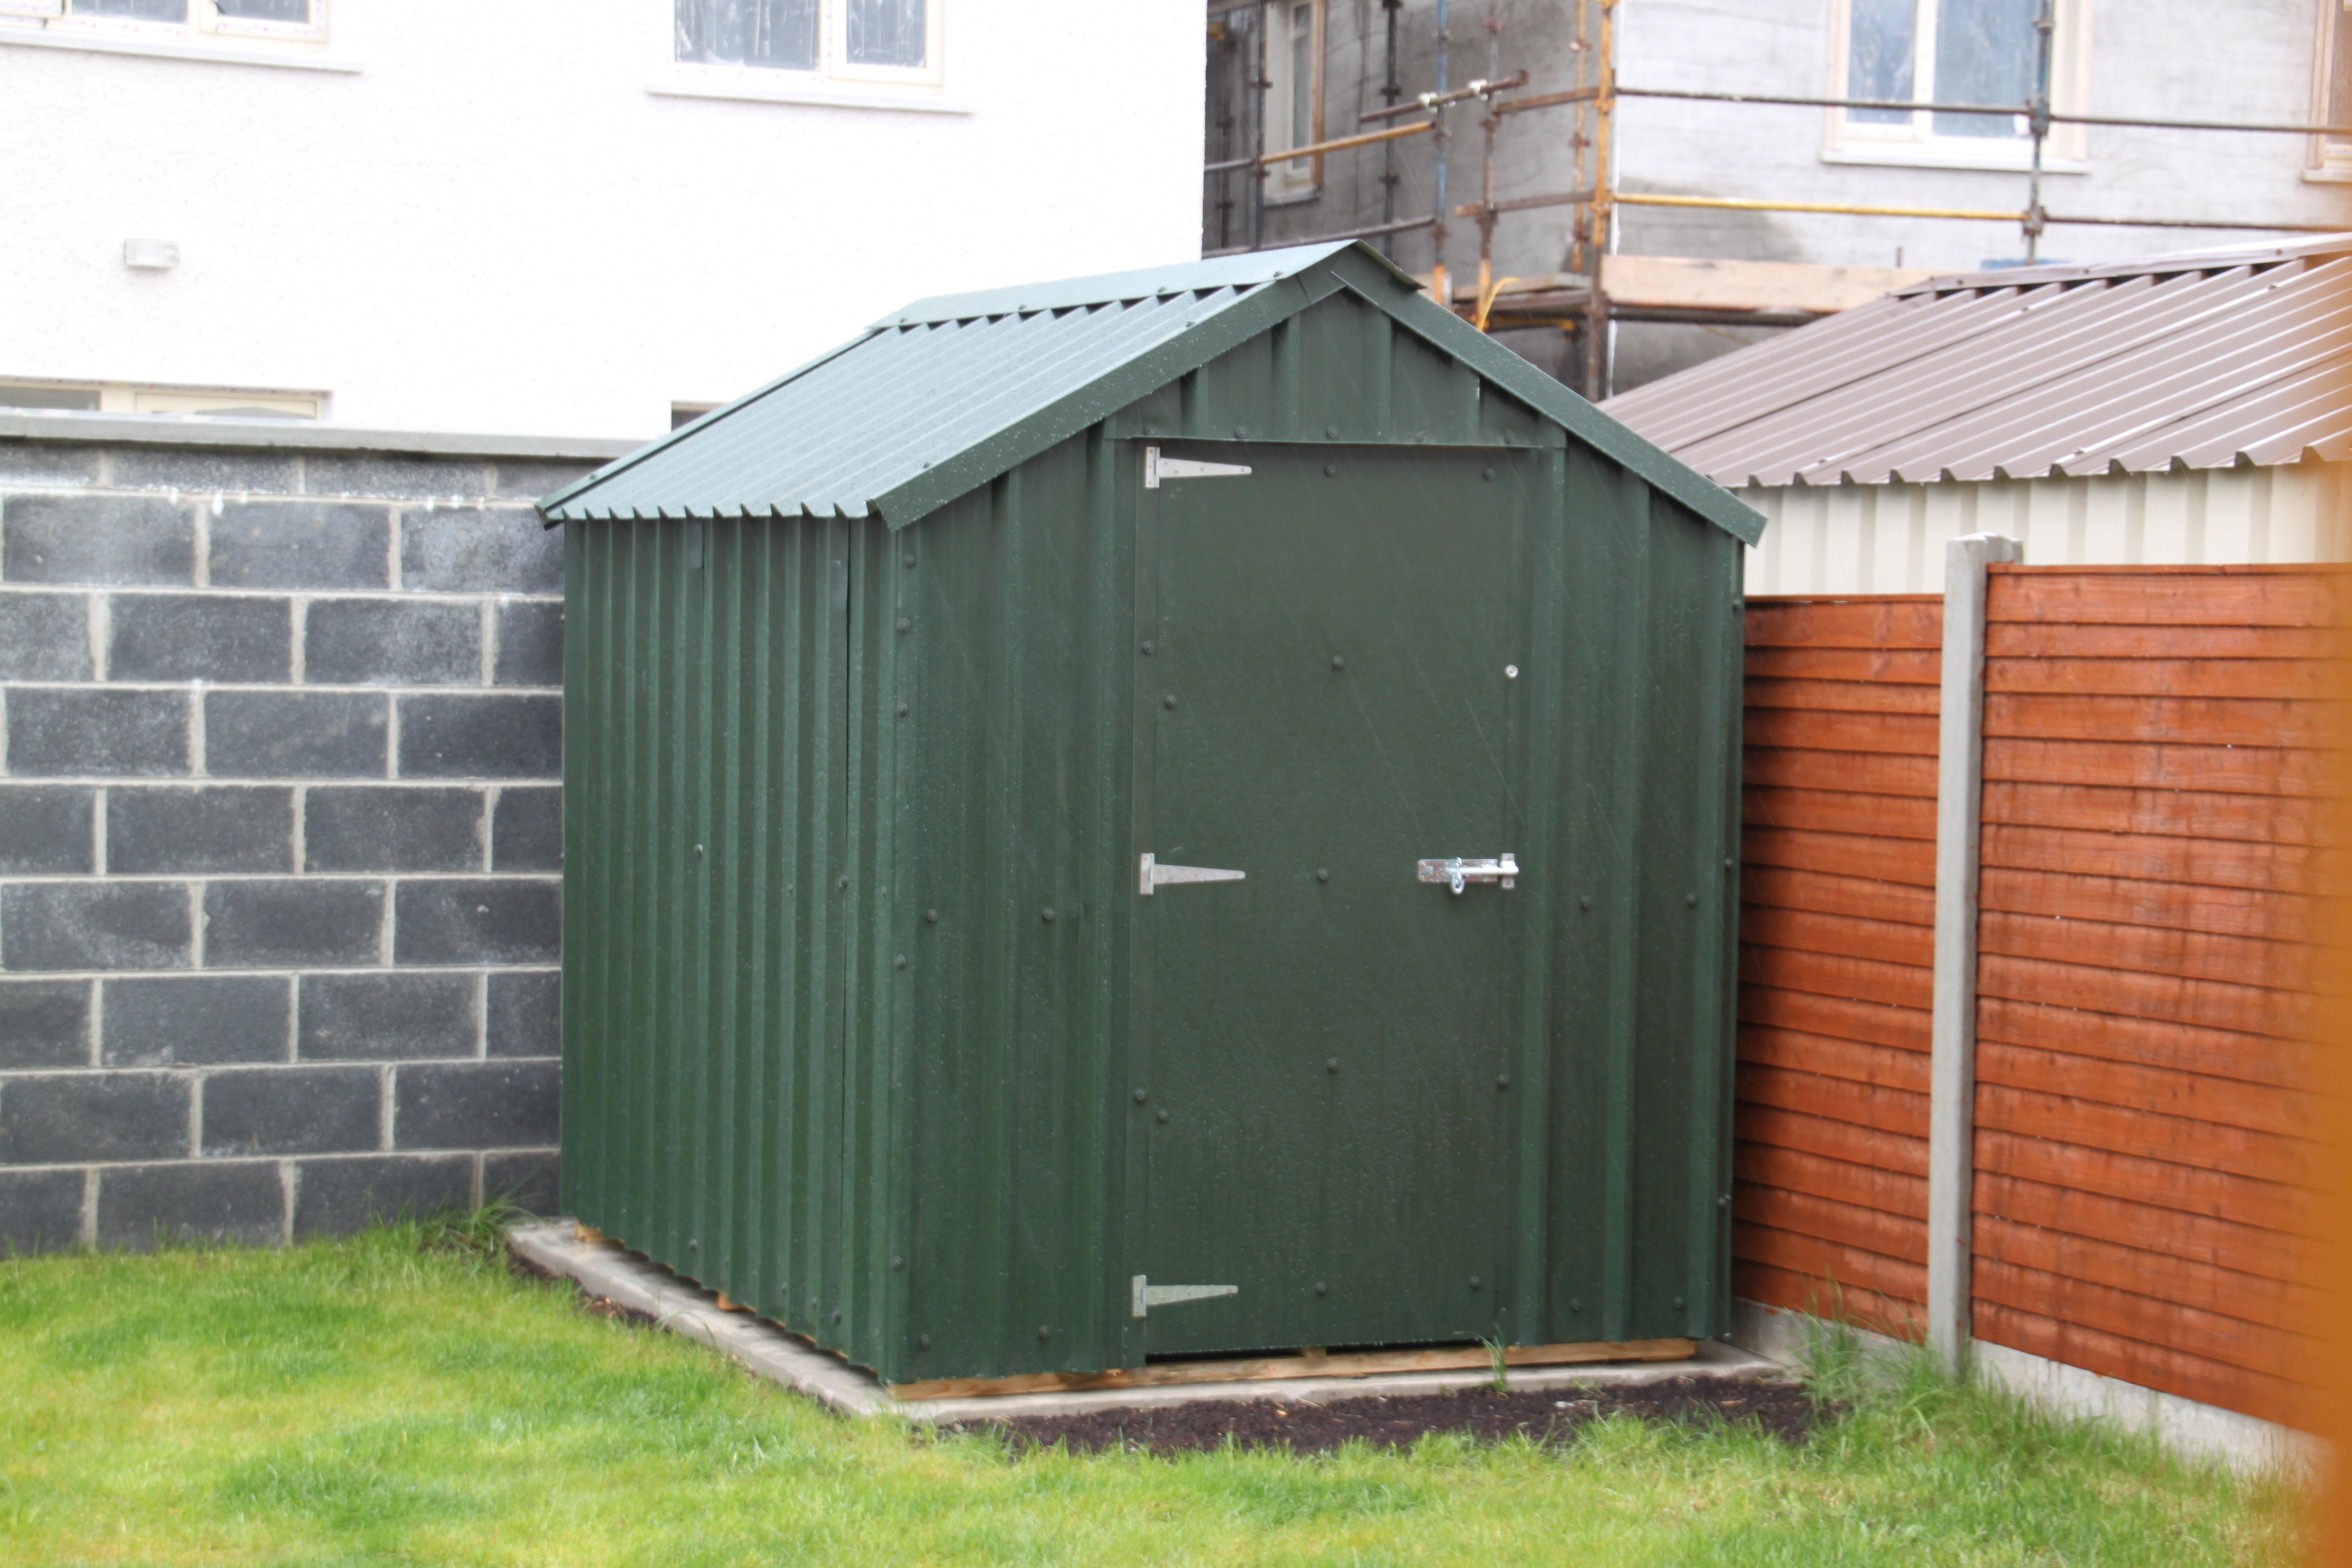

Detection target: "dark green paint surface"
[1140, 445, 1524, 1355]
[558, 282, 1748, 1385]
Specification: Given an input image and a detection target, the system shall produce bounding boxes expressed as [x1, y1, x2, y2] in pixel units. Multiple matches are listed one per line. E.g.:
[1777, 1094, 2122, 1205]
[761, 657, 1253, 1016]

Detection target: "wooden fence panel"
[1737, 566, 2340, 1428]
[1736, 596, 1940, 1336]
[1967, 565, 2342, 1427]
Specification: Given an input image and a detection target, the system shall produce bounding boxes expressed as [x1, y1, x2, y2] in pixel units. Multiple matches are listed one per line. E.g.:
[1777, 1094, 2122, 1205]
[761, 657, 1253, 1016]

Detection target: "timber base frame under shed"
[540, 241, 1764, 1387]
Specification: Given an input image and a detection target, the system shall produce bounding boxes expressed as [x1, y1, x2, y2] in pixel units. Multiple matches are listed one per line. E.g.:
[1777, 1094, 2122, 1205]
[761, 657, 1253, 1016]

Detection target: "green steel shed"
[538, 240, 1764, 1388]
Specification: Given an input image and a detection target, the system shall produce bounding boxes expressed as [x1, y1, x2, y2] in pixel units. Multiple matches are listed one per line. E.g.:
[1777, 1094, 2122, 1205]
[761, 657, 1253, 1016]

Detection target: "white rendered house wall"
[0, 0, 1204, 439]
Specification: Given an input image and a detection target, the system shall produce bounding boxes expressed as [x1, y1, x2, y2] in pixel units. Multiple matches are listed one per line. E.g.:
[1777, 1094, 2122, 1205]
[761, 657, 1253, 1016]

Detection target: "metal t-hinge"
[1144, 445, 1252, 488]
[1131, 1275, 1239, 1319]
[1139, 852, 1246, 896]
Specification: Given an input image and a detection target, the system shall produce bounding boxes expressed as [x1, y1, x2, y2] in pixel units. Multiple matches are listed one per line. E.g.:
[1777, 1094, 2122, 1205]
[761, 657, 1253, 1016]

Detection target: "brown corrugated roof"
[1600, 234, 2352, 488]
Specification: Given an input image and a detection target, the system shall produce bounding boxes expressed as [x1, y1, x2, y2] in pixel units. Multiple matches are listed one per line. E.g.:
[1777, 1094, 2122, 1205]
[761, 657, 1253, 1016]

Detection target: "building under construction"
[1204, 0, 2352, 397]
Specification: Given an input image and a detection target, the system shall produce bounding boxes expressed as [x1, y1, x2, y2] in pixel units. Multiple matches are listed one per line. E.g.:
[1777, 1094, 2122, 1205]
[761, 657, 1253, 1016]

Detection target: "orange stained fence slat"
[1740, 1028, 1931, 1094]
[1977, 867, 2318, 943]
[1982, 692, 2348, 750]
[1735, 1221, 1926, 1306]
[1973, 1215, 2321, 1333]
[1984, 620, 2344, 661]
[1746, 677, 1942, 717]
[1738, 983, 1932, 1054]
[1742, 864, 1938, 927]
[1983, 655, 2343, 700]
[1742, 708, 1940, 757]
[1738, 1062, 1930, 1139]
[1976, 995, 2314, 1091]
[1973, 1171, 2302, 1283]
[1972, 1255, 2314, 1382]
[1979, 823, 2346, 897]
[1978, 910, 2320, 994]
[1738, 1185, 1927, 1265]
[1974, 1300, 2309, 1429]
[1743, 786, 1938, 841]
[1977, 1127, 2314, 1237]
[1739, 944, 1935, 1013]
[1742, 746, 1940, 797]
[1979, 779, 2339, 845]
[1744, 596, 1943, 649]
[1982, 737, 2338, 796]
[1974, 1041, 2315, 1142]
[1739, 905, 1935, 968]
[1739, 1261, 1925, 1338]
[1742, 645, 1942, 685]
[1741, 826, 1938, 885]
[1985, 566, 2350, 628]
[1976, 951, 2319, 1042]
[1738, 1141, 1927, 1220]
[1977, 1083, 2317, 1188]
[1737, 1109, 1928, 1186]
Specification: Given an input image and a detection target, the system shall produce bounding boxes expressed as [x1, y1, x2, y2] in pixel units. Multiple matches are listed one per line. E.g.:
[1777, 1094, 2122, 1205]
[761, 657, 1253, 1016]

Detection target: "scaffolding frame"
[1201, 0, 2352, 397]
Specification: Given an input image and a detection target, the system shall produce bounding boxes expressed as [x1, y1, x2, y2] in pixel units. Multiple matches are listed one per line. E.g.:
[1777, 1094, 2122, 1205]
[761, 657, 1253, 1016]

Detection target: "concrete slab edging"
[510, 1220, 1784, 1423]
[1730, 1298, 2318, 1477]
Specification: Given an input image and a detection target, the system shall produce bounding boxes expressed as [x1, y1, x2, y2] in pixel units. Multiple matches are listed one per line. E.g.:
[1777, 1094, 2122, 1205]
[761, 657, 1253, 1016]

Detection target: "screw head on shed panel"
[1140, 639, 1155, 655]
[1164, 694, 1178, 709]
[1330, 655, 1345, 670]
[893, 954, 907, 969]
[1324, 462, 1337, 476]
[891, 1254, 904, 1270]
[1326, 1057, 1339, 1074]
[896, 618, 910, 633]
[1041, 907, 1056, 922]
[925, 908, 939, 923]
[1315, 868, 1329, 882]
[918, 1334, 933, 1350]
[1133, 1088, 1148, 1103]
[1155, 1108, 1169, 1123]
[1315, 1281, 1328, 1295]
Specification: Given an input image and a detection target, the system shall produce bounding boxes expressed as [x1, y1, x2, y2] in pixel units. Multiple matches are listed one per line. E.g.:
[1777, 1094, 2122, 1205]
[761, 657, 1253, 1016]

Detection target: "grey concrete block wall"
[0, 420, 628, 1252]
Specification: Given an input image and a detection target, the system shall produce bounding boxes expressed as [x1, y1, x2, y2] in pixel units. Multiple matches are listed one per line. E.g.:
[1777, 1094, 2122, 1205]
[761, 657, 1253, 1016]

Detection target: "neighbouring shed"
[537, 240, 1764, 1387]
[1604, 234, 2352, 594]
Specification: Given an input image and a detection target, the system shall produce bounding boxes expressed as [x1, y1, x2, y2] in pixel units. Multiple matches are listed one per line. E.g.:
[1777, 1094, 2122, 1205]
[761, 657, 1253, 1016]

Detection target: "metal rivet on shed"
[1038, 1325, 1052, 1340]
[1325, 425, 1339, 438]
[1330, 654, 1345, 670]
[896, 702, 909, 717]
[1482, 465, 1496, 480]
[1469, 1275, 1483, 1291]
[1164, 694, 1178, 709]
[1724, 858, 1736, 871]
[1041, 906, 1057, 923]
[1673, 1296, 1685, 1310]
[1234, 424, 1247, 437]
[1578, 895, 1593, 911]
[896, 617, 910, 633]
[1316, 1281, 1329, 1295]
[919, 1334, 933, 1350]
[1504, 664, 1518, 679]
[1156, 1108, 1169, 1123]
[1496, 1074, 1511, 1090]
[1326, 1057, 1340, 1074]
[1569, 1297, 1583, 1312]
[1686, 893, 1699, 907]
[925, 908, 940, 923]
[903, 553, 916, 567]
[687, 1238, 698, 1250]
[830, 1309, 842, 1324]
[1133, 1088, 1149, 1103]
[1315, 868, 1329, 883]
[1718, 1194, 1732, 1208]
[695, 843, 704, 857]
[893, 954, 907, 969]
[1140, 639, 1155, 656]
[1323, 462, 1337, 476]
[891, 1254, 905, 1270]
[837, 875, 850, 890]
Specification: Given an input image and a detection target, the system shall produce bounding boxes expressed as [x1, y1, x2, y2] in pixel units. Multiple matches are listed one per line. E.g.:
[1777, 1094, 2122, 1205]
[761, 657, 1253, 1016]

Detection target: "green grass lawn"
[0, 1216, 2301, 1567]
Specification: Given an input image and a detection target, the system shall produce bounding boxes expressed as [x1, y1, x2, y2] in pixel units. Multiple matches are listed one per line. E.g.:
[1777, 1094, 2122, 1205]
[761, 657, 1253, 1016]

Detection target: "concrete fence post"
[1927, 532, 2023, 1371]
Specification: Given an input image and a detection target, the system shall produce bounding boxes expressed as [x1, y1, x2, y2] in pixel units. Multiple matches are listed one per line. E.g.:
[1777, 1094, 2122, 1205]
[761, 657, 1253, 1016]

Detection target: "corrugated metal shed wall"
[560, 515, 905, 1371]
[561, 282, 1748, 1385]
[1743, 463, 2352, 596]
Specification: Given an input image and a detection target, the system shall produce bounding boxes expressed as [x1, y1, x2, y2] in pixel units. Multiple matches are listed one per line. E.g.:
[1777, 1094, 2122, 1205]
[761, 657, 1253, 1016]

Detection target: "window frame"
[1260, 0, 1324, 203]
[0, 377, 327, 420]
[0, 0, 327, 44]
[664, 0, 945, 98]
[1822, 0, 2091, 172]
[2310, 0, 2352, 180]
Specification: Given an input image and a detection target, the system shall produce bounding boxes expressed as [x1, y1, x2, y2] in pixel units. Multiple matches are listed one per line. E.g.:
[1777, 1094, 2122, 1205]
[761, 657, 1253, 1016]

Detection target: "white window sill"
[1821, 143, 2087, 176]
[0, 23, 355, 72]
[646, 67, 969, 114]
[2302, 165, 2352, 184]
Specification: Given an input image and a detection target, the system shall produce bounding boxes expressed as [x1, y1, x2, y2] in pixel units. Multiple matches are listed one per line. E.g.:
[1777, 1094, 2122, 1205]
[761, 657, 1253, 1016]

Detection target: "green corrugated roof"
[538, 242, 1763, 544]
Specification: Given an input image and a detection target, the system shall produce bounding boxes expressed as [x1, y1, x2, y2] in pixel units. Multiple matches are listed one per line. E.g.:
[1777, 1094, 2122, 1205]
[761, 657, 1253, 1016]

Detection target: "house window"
[2313, 0, 2352, 177]
[0, 0, 325, 39]
[1828, 0, 2084, 165]
[0, 379, 324, 419]
[673, 0, 939, 84]
[1262, 0, 1322, 200]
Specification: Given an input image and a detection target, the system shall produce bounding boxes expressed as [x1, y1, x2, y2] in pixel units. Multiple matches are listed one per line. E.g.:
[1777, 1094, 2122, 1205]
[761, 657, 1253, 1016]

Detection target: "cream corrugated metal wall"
[1741, 461, 2351, 594]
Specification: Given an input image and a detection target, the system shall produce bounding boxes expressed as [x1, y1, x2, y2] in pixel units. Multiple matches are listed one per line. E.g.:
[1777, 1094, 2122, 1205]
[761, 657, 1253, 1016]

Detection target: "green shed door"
[1137, 443, 1527, 1357]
